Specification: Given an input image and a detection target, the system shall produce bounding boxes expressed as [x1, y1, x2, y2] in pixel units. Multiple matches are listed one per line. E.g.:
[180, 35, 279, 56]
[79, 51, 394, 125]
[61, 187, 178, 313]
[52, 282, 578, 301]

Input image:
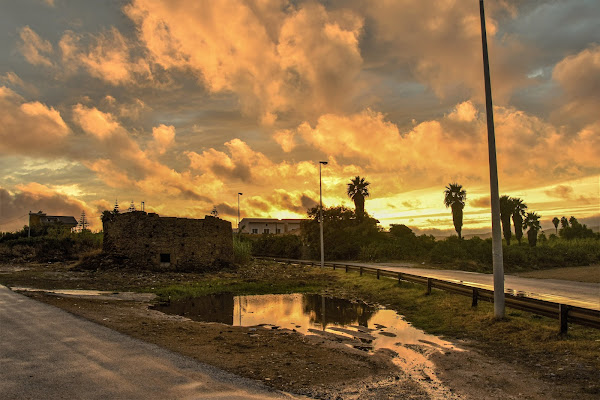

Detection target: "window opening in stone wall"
[252, 228, 258, 234]
[160, 253, 171, 263]
[264, 228, 270, 234]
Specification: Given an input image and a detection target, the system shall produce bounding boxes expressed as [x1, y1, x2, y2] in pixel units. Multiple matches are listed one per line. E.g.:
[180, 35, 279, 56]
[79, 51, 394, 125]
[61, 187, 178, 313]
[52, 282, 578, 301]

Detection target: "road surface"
[345, 262, 600, 310]
[0, 285, 298, 400]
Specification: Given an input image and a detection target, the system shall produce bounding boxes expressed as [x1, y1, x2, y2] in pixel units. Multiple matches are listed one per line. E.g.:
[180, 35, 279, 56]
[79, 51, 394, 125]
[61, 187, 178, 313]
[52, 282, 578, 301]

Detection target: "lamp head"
[319, 161, 328, 165]
[238, 192, 243, 195]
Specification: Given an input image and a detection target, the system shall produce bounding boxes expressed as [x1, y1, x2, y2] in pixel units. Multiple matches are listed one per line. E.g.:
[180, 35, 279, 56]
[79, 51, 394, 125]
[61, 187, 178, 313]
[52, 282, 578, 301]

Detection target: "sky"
[0, 0, 598, 235]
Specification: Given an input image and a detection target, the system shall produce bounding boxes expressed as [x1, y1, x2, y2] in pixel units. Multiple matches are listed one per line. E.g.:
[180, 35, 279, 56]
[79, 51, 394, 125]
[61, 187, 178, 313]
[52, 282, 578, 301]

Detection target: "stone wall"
[102, 211, 233, 270]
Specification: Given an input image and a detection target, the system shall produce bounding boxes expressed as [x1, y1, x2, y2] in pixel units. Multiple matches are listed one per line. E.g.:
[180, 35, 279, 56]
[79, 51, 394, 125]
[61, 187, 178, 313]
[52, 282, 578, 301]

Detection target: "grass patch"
[325, 268, 600, 370]
[153, 278, 324, 301]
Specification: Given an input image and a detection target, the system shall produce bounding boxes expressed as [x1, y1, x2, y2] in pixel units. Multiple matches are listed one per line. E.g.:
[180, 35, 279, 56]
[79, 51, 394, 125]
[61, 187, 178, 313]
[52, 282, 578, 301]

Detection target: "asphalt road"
[0, 285, 298, 400]
[345, 262, 600, 310]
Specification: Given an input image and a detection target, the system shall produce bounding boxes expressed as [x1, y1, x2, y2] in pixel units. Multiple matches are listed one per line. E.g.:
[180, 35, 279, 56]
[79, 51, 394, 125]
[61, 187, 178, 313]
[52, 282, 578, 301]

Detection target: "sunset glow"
[0, 0, 598, 235]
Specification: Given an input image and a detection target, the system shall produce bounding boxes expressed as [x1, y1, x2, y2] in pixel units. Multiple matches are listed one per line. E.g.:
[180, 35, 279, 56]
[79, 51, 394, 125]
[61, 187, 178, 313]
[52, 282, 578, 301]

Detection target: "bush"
[233, 236, 252, 265]
[250, 234, 302, 259]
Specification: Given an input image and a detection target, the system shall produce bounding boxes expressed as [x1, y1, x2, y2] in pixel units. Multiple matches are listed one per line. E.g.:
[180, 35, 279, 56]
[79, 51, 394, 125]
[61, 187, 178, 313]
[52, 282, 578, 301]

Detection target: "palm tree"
[524, 212, 542, 247]
[347, 176, 370, 221]
[511, 197, 527, 245]
[499, 195, 513, 245]
[443, 183, 466, 239]
[552, 217, 559, 235]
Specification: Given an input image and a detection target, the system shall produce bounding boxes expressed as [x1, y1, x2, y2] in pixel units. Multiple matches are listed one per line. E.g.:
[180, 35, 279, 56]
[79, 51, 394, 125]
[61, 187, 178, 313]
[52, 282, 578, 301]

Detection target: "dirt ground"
[1, 261, 598, 399]
[515, 264, 600, 283]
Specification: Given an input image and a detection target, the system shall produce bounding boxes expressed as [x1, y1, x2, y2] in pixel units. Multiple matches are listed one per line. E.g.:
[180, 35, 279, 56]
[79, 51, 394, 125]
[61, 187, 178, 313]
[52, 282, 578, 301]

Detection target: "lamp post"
[479, 0, 504, 319]
[237, 193, 243, 232]
[319, 161, 328, 268]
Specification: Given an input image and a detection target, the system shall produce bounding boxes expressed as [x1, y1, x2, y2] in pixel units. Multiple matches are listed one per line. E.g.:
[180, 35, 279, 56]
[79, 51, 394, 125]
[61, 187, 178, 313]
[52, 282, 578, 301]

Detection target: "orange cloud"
[18, 26, 54, 67]
[1, 183, 99, 231]
[0, 87, 70, 157]
[59, 28, 153, 85]
[124, 0, 364, 123]
[553, 45, 600, 127]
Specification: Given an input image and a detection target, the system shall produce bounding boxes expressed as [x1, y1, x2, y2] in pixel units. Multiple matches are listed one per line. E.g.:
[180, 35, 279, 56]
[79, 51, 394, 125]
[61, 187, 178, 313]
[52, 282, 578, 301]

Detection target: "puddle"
[153, 293, 462, 399]
[11, 287, 156, 302]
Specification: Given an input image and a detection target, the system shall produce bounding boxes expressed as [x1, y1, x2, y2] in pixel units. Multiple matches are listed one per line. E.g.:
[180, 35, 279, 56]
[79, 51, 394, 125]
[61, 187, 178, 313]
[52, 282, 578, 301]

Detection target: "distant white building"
[238, 218, 306, 235]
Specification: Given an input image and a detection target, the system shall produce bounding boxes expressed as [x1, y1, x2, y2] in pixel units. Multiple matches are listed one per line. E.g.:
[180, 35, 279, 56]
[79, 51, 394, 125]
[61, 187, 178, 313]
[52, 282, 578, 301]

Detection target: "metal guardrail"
[257, 257, 600, 334]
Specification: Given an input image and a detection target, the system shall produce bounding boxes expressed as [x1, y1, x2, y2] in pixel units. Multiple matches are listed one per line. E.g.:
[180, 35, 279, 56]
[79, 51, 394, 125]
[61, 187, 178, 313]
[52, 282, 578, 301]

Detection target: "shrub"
[233, 237, 252, 265]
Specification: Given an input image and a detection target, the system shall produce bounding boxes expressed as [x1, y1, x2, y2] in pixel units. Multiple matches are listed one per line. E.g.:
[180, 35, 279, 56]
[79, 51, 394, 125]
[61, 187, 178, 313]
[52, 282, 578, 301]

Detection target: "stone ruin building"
[102, 211, 234, 270]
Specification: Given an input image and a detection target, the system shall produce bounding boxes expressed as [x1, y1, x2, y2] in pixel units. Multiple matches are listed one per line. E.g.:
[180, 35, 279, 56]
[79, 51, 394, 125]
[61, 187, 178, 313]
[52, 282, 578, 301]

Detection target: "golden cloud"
[18, 26, 53, 67]
[0, 87, 70, 156]
[124, 0, 364, 123]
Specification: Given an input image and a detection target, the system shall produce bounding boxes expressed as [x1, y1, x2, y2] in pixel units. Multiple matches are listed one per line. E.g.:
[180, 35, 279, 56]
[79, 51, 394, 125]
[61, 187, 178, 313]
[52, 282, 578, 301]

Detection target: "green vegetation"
[233, 236, 252, 265]
[0, 226, 102, 262]
[558, 216, 596, 240]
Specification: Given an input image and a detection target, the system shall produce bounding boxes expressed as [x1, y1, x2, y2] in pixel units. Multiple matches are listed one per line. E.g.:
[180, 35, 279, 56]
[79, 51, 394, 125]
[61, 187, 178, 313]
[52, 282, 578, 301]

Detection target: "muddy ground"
[1, 261, 598, 399]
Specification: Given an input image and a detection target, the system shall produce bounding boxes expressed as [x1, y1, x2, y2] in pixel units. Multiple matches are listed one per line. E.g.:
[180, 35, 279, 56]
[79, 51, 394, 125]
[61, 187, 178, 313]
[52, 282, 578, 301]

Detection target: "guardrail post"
[345, 265, 349, 273]
[559, 304, 570, 334]
[472, 289, 479, 307]
[426, 278, 432, 295]
[397, 273, 403, 284]
[360, 266, 363, 276]
[333, 264, 336, 271]
[376, 269, 380, 279]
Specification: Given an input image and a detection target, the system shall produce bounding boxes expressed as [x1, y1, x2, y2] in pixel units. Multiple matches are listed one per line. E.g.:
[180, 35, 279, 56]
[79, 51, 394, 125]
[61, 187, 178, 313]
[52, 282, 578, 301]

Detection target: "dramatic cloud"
[354, 0, 533, 103]
[124, 0, 364, 123]
[0, 183, 98, 231]
[18, 26, 53, 67]
[552, 45, 600, 128]
[0, 87, 70, 157]
[59, 28, 153, 85]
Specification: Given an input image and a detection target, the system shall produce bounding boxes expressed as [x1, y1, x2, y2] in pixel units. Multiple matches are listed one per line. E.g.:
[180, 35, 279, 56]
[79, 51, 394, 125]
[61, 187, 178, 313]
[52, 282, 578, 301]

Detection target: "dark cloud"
[214, 202, 237, 218]
[0, 186, 90, 232]
[470, 196, 491, 208]
[300, 194, 318, 210]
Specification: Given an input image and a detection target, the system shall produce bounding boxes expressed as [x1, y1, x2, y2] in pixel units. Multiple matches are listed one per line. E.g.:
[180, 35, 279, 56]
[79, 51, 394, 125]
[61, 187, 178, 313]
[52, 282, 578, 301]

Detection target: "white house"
[238, 218, 306, 234]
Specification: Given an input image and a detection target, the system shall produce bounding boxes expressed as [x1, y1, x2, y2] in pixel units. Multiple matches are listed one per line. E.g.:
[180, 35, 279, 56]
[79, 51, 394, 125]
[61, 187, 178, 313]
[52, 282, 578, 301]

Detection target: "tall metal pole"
[479, 0, 504, 319]
[319, 161, 327, 268]
[237, 193, 243, 231]
[28, 211, 31, 238]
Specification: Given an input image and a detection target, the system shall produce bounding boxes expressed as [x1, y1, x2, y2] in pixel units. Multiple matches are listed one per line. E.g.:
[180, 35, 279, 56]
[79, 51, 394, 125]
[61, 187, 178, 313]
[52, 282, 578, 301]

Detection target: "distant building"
[238, 218, 306, 235]
[29, 211, 78, 230]
[102, 211, 233, 270]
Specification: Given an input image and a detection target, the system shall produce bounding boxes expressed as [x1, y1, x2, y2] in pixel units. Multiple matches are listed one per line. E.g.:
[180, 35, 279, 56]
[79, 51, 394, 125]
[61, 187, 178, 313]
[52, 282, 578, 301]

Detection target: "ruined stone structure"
[102, 211, 233, 270]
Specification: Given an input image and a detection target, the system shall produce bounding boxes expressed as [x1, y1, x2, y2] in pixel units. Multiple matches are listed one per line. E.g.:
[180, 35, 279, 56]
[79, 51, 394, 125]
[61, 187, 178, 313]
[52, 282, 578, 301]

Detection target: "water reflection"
[152, 293, 453, 351]
[152, 293, 460, 399]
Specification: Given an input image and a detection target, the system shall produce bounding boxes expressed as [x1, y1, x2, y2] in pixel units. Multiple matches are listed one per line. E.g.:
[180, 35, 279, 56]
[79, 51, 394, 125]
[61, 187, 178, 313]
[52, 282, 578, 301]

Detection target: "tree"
[510, 197, 527, 245]
[524, 212, 541, 247]
[301, 205, 381, 260]
[499, 195, 513, 245]
[443, 183, 466, 239]
[560, 216, 569, 229]
[347, 176, 370, 221]
[559, 216, 595, 239]
[552, 217, 559, 235]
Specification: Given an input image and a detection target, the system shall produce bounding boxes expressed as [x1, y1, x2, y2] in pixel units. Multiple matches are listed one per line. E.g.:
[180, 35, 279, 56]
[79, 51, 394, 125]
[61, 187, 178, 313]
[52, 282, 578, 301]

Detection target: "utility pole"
[79, 211, 88, 231]
[479, 0, 505, 319]
[28, 211, 31, 237]
[319, 161, 328, 268]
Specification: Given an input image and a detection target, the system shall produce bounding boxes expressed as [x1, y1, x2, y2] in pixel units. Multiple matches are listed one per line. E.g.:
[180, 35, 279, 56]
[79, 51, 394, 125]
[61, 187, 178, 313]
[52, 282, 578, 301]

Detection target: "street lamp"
[237, 193, 243, 232]
[319, 161, 328, 268]
[479, 0, 504, 319]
